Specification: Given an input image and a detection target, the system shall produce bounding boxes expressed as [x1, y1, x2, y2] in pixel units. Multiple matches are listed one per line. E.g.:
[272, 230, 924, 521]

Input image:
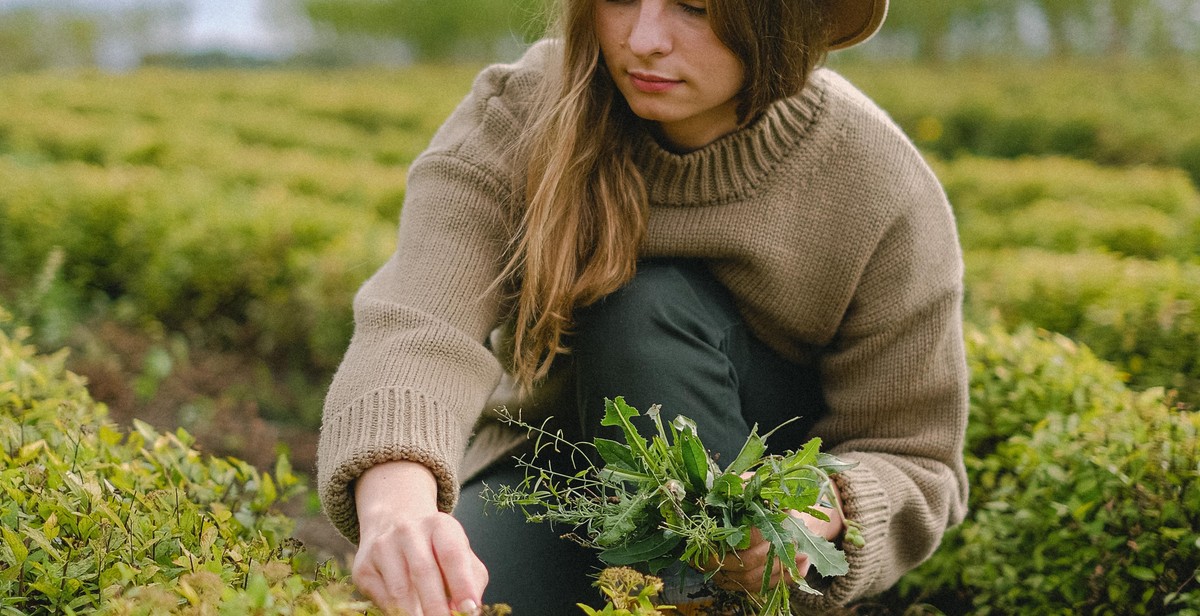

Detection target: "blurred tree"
[0, 8, 98, 71]
[879, 0, 1199, 62]
[1108, 0, 1139, 56]
[302, 0, 548, 61]
[1032, 0, 1093, 57]
[884, 0, 1019, 62]
[0, 2, 187, 71]
[1141, 0, 1197, 61]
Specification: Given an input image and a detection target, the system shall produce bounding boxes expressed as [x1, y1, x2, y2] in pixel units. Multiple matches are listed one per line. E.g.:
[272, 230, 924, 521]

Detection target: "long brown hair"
[499, 0, 831, 389]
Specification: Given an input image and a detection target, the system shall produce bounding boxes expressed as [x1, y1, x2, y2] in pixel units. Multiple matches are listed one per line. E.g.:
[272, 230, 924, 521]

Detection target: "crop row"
[836, 59, 1200, 184]
[4, 311, 1196, 614]
[2, 66, 1198, 428]
[0, 317, 368, 614]
[940, 155, 1200, 259]
[5, 61, 1200, 185]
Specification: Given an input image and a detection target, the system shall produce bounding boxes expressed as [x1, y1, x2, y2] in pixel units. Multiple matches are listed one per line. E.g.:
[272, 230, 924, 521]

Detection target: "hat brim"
[826, 0, 889, 51]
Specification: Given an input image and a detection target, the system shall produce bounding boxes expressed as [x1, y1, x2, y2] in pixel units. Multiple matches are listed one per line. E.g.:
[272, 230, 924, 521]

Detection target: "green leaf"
[725, 427, 767, 476]
[1127, 565, 1157, 582]
[598, 467, 655, 484]
[601, 396, 638, 429]
[1, 526, 28, 562]
[712, 472, 744, 498]
[594, 438, 637, 471]
[784, 515, 849, 577]
[723, 527, 747, 549]
[783, 438, 822, 471]
[22, 527, 60, 561]
[252, 473, 277, 511]
[816, 452, 858, 474]
[678, 431, 710, 493]
[601, 397, 647, 455]
[596, 494, 650, 546]
[598, 532, 682, 566]
[751, 503, 800, 578]
[705, 472, 744, 509]
[29, 580, 61, 600]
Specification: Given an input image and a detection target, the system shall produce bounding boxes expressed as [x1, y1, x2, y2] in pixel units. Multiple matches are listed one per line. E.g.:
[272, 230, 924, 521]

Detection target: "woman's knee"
[573, 260, 731, 361]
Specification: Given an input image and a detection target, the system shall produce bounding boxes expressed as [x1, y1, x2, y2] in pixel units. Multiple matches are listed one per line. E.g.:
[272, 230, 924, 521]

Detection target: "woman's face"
[594, 0, 745, 152]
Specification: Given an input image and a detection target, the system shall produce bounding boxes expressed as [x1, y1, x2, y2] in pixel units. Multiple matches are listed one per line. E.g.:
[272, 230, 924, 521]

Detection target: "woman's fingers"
[405, 522, 455, 616]
[353, 525, 424, 615]
[707, 503, 836, 595]
[431, 517, 489, 612]
[352, 513, 488, 616]
[711, 537, 813, 592]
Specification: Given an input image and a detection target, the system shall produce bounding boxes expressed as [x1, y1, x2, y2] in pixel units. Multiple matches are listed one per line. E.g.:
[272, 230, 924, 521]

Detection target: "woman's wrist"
[355, 460, 440, 533]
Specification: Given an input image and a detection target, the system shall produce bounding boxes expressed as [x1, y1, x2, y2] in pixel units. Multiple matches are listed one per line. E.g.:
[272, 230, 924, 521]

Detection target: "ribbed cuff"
[317, 387, 467, 544]
[793, 461, 890, 610]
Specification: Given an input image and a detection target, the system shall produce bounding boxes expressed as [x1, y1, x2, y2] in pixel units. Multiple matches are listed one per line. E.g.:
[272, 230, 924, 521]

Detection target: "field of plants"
[1, 58, 1198, 613]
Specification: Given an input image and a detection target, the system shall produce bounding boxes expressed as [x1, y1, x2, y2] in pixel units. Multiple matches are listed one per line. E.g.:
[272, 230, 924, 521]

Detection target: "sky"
[185, 0, 279, 52]
[0, 0, 310, 58]
[181, 0, 313, 55]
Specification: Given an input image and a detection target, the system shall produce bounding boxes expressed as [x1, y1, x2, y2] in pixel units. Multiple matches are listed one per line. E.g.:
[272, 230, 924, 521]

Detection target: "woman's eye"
[679, 2, 707, 16]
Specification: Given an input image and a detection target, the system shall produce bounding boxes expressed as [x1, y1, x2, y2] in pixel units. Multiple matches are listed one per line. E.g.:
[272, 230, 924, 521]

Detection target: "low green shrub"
[303, 0, 548, 61]
[0, 157, 393, 375]
[965, 249, 1200, 404]
[837, 60, 1200, 183]
[0, 66, 478, 428]
[1181, 139, 1200, 191]
[961, 393, 1199, 614]
[887, 325, 1200, 614]
[936, 156, 1200, 259]
[0, 310, 368, 614]
[960, 325, 1132, 463]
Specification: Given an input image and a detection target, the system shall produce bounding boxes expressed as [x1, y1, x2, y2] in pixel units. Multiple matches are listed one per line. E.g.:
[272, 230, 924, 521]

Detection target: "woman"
[317, 0, 968, 614]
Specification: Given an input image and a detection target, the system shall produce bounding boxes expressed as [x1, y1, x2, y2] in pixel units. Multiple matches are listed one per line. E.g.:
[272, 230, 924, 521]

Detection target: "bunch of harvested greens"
[484, 397, 863, 616]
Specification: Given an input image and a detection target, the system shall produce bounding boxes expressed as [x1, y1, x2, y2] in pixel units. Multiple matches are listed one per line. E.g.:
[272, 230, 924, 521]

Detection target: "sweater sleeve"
[316, 151, 512, 544]
[314, 51, 548, 541]
[796, 166, 970, 609]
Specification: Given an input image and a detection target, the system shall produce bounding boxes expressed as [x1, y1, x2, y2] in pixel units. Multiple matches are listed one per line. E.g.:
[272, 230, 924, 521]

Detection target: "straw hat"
[826, 0, 889, 50]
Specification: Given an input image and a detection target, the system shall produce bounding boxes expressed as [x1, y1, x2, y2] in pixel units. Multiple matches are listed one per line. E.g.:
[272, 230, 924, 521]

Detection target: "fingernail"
[457, 599, 479, 615]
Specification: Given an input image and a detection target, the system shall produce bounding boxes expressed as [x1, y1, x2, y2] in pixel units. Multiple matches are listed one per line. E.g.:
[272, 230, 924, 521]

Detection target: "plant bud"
[663, 478, 686, 501]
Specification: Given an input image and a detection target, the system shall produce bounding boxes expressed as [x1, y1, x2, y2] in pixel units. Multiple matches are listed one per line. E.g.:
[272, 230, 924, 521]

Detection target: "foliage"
[579, 567, 672, 616]
[837, 61, 1200, 185]
[2, 60, 1199, 615]
[302, 0, 548, 61]
[0, 66, 477, 427]
[964, 250, 1200, 404]
[486, 398, 857, 616]
[881, 0, 1005, 62]
[959, 324, 1133, 465]
[0, 4, 189, 72]
[889, 325, 1200, 614]
[935, 156, 1200, 259]
[874, 0, 1200, 61]
[4, 63, 1199, 434]
[0, 309, 369, 614]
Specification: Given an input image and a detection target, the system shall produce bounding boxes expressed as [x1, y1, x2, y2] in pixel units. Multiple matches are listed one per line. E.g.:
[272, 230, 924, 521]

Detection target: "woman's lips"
[628, 71, 682, 93]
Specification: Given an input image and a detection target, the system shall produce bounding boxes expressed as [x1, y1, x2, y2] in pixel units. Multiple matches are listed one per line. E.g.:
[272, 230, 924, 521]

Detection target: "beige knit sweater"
[318, 40, 968, 608]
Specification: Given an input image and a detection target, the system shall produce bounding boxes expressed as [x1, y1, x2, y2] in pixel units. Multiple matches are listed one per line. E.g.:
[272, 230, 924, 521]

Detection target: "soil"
[65, 319, 357, 565]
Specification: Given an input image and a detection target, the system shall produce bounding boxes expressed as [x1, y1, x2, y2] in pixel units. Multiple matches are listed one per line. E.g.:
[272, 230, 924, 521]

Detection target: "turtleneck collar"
[632, 70, 829, 208]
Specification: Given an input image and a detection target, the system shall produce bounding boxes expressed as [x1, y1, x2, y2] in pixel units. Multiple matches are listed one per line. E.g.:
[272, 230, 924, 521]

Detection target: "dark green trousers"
[456, 260, 828, 612]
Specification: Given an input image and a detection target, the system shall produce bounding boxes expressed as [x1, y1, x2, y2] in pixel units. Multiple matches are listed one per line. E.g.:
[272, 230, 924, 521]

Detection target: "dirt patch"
[65, 318, 355, 563]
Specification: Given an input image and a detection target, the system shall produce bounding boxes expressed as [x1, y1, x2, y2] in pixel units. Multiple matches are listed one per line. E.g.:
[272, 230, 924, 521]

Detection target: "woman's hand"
[352, 460, 489, 616]
[710, 480, 845, 592]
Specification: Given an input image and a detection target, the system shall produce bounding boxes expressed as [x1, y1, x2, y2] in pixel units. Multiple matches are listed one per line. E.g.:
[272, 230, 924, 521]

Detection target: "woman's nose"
[627, 3, 672, 57]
